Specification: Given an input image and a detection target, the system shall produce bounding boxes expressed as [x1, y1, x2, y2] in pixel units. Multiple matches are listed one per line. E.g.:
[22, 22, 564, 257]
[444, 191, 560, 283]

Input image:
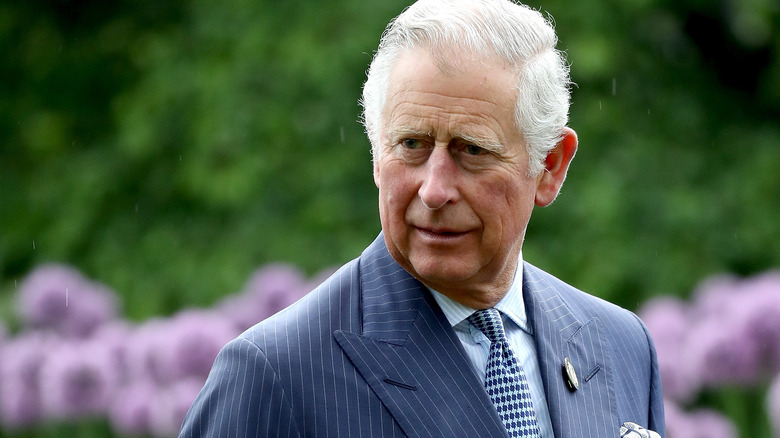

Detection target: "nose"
[418, 147, 459, 210]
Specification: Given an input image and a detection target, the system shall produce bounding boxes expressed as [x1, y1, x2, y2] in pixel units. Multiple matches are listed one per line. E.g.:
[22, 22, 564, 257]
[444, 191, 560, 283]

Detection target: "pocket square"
[620, 421, 661, 438]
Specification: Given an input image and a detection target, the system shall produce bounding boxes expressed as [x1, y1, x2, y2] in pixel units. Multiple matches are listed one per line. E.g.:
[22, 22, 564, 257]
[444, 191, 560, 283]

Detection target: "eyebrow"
[458, 132, 504, 154]
[384, 126, 430, 142]
[385, 125, 505, 154]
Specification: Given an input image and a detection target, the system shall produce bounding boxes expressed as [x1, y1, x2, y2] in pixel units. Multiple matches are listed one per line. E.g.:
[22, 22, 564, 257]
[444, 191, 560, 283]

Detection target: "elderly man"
[179, 0, 665, 437]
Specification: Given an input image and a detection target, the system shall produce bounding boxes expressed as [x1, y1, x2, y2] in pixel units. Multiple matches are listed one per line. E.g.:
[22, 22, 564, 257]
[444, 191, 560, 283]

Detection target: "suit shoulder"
[523, 262, 648, 336]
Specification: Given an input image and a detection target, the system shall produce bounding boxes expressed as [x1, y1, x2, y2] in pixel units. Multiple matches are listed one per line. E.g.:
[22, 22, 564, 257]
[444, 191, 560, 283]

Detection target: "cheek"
[377, 168, 418, 259]
[379, 165, 417, 210]
[377, 177, 410, 235]
[477, 179, 535, 238]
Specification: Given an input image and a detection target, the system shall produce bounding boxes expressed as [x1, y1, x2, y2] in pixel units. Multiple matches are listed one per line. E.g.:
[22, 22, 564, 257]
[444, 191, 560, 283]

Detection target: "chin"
[408, 258, 478, 288]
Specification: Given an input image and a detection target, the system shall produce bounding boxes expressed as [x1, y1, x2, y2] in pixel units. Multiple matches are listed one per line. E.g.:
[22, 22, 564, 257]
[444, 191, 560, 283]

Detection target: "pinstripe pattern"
[431, 264, 555, 437]
[179, 234, 665, 437]
[523, 264, 666, 438]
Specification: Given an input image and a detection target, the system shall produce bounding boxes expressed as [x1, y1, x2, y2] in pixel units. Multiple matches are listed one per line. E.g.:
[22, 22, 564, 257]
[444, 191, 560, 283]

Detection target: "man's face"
[374, 49, 543, 307]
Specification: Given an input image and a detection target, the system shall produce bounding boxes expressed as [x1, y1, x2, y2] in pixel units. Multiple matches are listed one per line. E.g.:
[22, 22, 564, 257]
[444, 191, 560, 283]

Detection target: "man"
[180, 0, 665, 437]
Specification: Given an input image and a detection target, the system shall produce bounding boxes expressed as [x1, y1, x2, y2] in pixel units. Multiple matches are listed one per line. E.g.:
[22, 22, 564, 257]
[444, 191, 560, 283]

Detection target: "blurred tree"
[523, 0, 780, 310]
[1, 0, 778, 320]
[0, 0, 778, 437]
[0, 0, 187, 320]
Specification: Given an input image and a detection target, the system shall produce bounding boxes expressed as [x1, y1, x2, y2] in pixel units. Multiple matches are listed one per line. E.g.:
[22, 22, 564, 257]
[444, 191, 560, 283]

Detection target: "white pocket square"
[620, 421, 661, 438]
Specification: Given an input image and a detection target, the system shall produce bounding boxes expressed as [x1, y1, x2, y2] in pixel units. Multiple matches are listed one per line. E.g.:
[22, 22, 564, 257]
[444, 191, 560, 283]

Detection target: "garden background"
[0, 0, 778, 436]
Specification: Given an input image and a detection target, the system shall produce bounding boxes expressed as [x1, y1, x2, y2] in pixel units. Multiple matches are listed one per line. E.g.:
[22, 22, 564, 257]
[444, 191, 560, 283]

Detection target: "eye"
[402, 138, 420, 149]
[465, 144, 486, 155]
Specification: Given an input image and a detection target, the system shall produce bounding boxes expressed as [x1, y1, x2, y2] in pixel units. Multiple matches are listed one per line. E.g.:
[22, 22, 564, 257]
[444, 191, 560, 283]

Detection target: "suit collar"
[335, 236, 619, 437]
[523, 262, 583, 339]
[354, 235, 428, 343]
[335, 234, 509, 437]
[523, 262, 619, 437]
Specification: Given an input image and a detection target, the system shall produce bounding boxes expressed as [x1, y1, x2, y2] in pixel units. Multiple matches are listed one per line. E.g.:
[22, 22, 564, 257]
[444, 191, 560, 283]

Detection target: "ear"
[535, 127, 578, 207]
[373, 157, 381, 188]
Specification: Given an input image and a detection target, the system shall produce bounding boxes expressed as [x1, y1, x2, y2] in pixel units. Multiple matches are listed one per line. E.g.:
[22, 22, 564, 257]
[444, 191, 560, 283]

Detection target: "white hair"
[360, 0, 571, 176]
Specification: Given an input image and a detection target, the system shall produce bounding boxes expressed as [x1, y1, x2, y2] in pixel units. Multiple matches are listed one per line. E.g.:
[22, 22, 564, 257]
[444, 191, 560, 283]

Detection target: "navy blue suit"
[180, 235, 665, 437]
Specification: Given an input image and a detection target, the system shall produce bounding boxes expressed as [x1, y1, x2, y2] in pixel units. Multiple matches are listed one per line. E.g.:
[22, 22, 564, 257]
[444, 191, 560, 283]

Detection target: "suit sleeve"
[636, 314, 666, 437]
[178, 337, 301, 438]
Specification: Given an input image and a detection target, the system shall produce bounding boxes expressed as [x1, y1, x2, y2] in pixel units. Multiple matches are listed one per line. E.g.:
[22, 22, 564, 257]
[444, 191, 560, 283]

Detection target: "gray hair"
[360, 0, 571, 176]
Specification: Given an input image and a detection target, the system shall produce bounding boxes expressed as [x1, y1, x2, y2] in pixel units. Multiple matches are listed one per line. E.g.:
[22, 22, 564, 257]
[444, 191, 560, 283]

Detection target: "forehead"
[381, 49, 520, 144]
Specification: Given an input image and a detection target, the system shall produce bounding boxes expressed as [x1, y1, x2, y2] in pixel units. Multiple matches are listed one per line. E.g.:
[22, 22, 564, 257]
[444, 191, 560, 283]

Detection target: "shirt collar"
[428, 253, 531, 334]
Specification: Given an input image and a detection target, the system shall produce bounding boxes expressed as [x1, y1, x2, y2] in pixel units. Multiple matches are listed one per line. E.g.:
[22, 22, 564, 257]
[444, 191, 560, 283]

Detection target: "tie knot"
[468, 308, 507, 344]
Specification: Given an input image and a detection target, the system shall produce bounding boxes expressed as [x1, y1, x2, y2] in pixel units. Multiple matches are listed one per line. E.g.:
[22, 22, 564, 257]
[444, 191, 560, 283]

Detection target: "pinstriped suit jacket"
[179, 234, 665, 437]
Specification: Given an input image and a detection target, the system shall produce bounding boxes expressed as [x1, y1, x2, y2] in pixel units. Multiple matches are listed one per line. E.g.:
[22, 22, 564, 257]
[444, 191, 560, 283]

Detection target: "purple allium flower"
[17, 264, 119, 338]
[38, 339, 119, 419]
[639, 297, 699, 401]
[733, 271, 780, 372]
[684, 272, 780, 386]
[108, 379, 157, 436]
[690, 274, 742, 322]
[90, 320, 133, 384]
[158, 310, 238, 382]
[137, 310, 238, 384]
[215, 294, 264, 333]
[217, 263, 311, 330]
[664, 399, 737, 438]
[769, 374, 780, 437]
[242, 263, 309, 317]
[685, 316, 762, 387]
[0, 332, 53, 428]
[663, 400, 685, 437]
[148, 378, 203, 438]
[123, 317, 165, 382]
[639, 296, 690, 343]
[688, 271, 780, 380]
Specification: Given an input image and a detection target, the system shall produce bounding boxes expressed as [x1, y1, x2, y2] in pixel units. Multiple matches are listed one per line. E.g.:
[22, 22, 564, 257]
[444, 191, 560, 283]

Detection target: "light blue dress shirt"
[429, 255, 554, 438]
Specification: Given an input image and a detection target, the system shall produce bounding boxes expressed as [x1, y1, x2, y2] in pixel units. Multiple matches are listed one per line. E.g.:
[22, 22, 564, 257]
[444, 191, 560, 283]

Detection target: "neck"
[422, 272, 514, 310]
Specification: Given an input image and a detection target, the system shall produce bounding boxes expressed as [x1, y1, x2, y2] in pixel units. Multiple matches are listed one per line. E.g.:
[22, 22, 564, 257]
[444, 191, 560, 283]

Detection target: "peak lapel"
[335, 239, 507, 438]
[523, 263, 619, 438]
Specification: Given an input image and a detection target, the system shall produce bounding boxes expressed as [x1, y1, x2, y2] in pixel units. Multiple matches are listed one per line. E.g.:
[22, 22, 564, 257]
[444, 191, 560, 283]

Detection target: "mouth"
[413, 226, 470, 241]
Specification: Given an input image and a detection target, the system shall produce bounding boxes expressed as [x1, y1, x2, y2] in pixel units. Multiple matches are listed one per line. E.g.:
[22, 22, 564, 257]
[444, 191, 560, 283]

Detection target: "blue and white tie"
[469, 308, 541, 438]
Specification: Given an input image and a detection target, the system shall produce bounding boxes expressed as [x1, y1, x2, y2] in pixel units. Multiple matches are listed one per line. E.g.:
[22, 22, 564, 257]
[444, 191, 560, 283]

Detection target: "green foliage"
[0, 0, 778, 436]
[0, 419, 120, 438]
[1, 0, 778, 320]
[523, 0, 780, 310]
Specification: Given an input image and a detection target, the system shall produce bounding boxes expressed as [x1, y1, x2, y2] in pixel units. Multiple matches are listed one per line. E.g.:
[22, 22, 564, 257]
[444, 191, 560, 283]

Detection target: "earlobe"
[535, 127, 578, 207]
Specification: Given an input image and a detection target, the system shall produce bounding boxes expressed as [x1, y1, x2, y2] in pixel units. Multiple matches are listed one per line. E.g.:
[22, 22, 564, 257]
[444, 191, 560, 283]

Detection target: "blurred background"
[0, 0, 778, 436]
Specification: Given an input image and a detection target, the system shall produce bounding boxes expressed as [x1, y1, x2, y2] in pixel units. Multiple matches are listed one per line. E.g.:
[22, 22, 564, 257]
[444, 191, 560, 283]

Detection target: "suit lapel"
[523, 263, 619, 437]
[334, 237, 507, 438]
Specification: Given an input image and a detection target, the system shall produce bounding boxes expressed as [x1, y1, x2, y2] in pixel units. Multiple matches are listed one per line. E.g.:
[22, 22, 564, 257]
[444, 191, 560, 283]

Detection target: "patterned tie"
[468, 308, 541, 438]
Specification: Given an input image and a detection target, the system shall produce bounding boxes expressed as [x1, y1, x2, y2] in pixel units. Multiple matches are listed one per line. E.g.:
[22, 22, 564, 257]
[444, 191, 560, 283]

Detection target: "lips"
[413, 226, 471, 240]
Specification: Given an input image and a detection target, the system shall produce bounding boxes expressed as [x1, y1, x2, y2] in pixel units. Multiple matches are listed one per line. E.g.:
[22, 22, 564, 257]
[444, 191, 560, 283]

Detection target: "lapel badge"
[563, 357, 579, 391]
